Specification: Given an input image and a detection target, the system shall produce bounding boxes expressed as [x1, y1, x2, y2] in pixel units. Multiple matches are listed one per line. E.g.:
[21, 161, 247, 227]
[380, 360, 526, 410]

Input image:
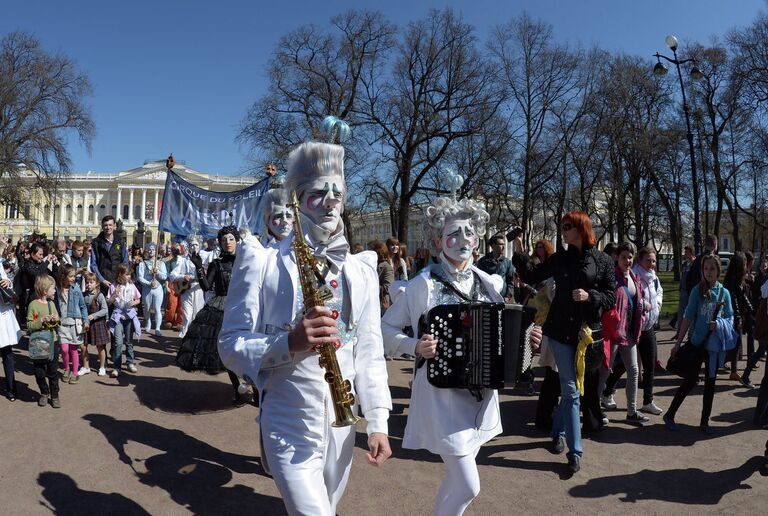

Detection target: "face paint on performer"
[301, 177, 344, 235]
[269, 204, 294, 241]
[438, 218, 477, 268]
[220, 233, 237, 254]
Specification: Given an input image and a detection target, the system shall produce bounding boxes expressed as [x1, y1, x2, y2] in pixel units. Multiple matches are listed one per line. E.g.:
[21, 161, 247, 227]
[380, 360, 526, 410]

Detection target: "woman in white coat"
[1, 260, 21, 401]
[381, 184, 501, 516]
[218, 135, 392, 516]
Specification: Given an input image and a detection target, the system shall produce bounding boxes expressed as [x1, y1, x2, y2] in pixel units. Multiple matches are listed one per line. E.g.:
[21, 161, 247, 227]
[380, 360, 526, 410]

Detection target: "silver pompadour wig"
[422, 197, 490, 255]
[284, 142, 346, 199]
[261, 188, 291, 228]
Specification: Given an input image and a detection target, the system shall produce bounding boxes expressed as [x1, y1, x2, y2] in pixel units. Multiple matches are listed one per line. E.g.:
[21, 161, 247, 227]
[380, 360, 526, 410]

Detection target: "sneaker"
[144, 325, 151, 332]
[78, 367, 90, 376]
[50, 397, 61, 409]
[62, 370, 71, 382]
[740, 377, 755, 389]
[568, 455, 581, 474]
[69, 375, 79, 384]
[127, 364, 138, 373]
[110, 369, 119, 378]
[601, 395, 617, 410]
[663, 414, 679, 431]
[155, 329, 162, 337]
[551, 435, 565, 455]
[97, 367, 107, 377]
[627, 412, 650, 424]
[601, 416, 610, 426]
[38, 395, 48, 407]
[640, 402, 663, 415]
[729, 372, 741, 381]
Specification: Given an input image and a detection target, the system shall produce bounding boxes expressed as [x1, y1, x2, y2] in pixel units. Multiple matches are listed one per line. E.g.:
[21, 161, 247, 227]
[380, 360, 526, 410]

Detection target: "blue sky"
[2, 0, 765, 176]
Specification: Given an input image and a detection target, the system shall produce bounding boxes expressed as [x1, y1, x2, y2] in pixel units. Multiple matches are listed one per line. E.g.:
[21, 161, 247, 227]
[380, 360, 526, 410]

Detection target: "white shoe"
[640, 401, 663, 415]
[127, 364, 138, 373]
[601, 395, 617, 410]
[97, 368, 107, 377]
[110, 369, 119, 378]
[78, 367, 90, 376]
[144, 326, 150, 332]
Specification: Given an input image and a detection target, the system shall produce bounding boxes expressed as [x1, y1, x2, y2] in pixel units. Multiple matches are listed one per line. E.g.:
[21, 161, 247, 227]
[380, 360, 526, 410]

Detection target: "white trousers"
[435, 448, 481, 516]
[141, 286, 164, 331]
[179, 286, 204, 338]
[262, 423, 355, 516]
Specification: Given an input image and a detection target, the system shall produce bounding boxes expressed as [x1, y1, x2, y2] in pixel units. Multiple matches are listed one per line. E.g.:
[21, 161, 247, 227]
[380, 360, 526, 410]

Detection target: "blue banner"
[158, 170, 268, 239]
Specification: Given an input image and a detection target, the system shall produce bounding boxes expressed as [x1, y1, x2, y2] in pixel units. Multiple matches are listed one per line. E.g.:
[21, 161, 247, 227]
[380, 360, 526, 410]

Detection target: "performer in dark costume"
[176, 225, 245, 403]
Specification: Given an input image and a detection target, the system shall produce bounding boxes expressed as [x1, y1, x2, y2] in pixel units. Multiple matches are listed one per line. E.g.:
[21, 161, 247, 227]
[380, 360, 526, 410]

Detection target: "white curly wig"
[422, 197, 490, 255]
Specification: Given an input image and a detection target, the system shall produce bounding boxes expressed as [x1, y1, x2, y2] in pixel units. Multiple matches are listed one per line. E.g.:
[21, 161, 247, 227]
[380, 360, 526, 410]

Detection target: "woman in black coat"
[513, 211, 615, 474]
[176, 226, 246, 403]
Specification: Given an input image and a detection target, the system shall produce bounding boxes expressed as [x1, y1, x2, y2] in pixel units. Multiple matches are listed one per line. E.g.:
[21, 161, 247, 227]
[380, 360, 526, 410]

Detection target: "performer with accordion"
[382, 172, 539, 516]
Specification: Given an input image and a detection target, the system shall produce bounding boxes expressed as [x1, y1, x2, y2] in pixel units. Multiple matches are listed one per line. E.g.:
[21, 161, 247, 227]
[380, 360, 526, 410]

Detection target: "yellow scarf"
[575, 326, 593, 395]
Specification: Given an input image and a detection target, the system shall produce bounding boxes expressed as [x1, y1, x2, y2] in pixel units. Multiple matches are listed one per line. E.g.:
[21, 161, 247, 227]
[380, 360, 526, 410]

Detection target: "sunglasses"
[561, 223, 573, 231]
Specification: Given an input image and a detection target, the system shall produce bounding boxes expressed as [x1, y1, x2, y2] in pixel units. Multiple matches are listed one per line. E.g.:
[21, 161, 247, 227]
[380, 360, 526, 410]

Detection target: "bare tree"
[0, 31, 94, 205]
[358, 8, 502, 243]
[237, 10, 396, 173]
[488, 12, 581, 243]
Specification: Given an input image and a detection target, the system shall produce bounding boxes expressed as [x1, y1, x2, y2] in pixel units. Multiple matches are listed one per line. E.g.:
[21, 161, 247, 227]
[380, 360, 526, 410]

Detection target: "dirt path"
[0, 328, 765, 515]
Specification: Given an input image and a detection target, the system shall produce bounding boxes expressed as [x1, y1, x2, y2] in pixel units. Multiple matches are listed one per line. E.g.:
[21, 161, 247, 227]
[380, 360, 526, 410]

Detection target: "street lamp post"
[653, 34, 704, 253]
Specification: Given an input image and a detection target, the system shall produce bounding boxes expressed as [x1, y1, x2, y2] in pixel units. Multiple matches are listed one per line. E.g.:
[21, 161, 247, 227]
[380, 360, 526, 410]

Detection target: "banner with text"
[158, 170, 268, 239]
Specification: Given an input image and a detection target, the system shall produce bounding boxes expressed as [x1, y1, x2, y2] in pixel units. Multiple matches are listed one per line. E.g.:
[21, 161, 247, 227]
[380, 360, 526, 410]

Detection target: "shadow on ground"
[39, 471, 151, 515]
[568, 456, 765, 504]
[83, 414, 284, 515]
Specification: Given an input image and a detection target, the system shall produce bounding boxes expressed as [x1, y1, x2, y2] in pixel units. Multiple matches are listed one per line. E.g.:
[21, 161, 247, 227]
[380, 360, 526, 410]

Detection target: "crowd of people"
[1, 141, 767, 515]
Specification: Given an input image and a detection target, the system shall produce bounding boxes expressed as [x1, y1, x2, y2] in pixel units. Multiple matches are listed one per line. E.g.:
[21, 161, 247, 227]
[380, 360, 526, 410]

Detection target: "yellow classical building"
[1, 160, 254, 244]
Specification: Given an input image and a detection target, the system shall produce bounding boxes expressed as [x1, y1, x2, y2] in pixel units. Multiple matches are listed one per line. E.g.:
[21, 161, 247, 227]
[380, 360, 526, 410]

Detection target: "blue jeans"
[548, 338, 583, 458]
[113, 318, 134, 370]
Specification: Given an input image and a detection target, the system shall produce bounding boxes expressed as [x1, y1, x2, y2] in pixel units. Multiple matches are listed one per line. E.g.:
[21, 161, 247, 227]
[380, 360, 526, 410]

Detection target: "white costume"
[381, 182, 499, 516]
[136, 249, 168, 334]
[382, 262, 503, 456]
[0, 266, 21, 347]
[219, 135, 391, 516]
[169, 255, 204, 338]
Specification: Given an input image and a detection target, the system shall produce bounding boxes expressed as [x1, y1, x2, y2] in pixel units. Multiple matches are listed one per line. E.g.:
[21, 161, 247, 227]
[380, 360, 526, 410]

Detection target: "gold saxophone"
[288, 191, 360, 427]
[150, 253, 159, 289]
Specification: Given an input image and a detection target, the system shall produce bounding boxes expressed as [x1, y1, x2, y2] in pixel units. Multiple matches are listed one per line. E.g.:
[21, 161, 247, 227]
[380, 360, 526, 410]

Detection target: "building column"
[82, 191, 87, 225]
[48, 200, 54, 225]
[59, 201, 65, 226]
[141, 188, 147, 221]
[71, 191, 77, 224]
[117, 189, 122, 220]
[128, 189, 135, 223]
[154, 189, 159, 222]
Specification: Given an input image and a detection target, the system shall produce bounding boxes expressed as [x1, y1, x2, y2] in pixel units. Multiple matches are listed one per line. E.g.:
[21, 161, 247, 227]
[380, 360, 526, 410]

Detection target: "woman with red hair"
[513, 211, 615, 474]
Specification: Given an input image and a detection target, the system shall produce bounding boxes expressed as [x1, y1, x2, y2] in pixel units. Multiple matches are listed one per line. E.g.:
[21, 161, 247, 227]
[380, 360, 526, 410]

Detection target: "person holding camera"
[477, 233, 515, 301]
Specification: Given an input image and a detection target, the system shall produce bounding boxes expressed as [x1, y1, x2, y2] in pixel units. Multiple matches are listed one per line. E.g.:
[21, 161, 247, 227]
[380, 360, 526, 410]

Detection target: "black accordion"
[419, 303, 536, 391]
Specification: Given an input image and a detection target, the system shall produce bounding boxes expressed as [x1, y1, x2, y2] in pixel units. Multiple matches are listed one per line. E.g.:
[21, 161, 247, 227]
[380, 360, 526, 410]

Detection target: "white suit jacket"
[218, 233, 392, 435]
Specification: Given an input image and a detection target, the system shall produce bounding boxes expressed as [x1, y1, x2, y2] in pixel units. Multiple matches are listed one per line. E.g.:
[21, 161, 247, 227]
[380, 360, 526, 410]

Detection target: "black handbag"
[0, 283, 17, 304]
[666, 289, 724, 378]
[583, 328, 605, 373]
[665, 341, 701, 378]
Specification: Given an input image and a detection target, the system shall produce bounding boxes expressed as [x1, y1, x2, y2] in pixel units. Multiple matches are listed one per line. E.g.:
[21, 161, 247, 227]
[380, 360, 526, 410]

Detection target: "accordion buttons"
[456, 351, 463, 356]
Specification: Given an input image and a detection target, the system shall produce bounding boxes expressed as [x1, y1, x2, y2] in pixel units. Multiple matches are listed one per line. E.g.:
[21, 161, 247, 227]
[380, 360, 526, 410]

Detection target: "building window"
[111, 205, 117, 217]
[122, 205, 129, 220]
[88, 205, 94, 222]
[43, 204, 50, 220]
[66, 204, 72, 221]
[722, 236, 730, 252]
[134, 205, 142, 221]
[76, 204, 83, 222]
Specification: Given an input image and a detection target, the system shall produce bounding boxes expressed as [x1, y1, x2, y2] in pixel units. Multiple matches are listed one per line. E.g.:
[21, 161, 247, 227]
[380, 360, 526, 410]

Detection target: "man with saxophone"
[219, 137, 392, 516]
[136, 243, 167, 336]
